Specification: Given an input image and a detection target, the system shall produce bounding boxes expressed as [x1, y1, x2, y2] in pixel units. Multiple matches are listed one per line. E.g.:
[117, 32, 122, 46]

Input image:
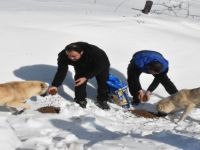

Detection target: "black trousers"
[127, 63, 178, 102]
[127, 64, 142, 102]
[74, 68, 109, 102]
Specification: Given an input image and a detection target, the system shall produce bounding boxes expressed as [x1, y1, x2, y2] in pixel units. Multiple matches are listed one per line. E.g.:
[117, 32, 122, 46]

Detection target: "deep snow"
[0, 0, 200, 150]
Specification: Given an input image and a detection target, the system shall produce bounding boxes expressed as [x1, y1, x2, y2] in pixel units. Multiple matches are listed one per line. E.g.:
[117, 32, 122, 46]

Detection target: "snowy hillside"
[0, 0, 200, 150]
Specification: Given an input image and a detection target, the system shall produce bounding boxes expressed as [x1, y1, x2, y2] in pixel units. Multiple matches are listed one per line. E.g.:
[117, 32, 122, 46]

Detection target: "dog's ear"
[39, 82, 48, 97]
[40, 82, 47, 91]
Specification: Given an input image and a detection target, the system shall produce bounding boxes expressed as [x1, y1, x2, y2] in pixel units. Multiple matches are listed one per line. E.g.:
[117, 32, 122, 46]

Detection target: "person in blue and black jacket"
[127, 50, 178, 105]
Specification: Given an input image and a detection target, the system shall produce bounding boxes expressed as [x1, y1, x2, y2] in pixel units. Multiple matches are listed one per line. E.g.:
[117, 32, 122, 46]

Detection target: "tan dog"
[0, 81, 48, 111]
[157, 87, 200, 122]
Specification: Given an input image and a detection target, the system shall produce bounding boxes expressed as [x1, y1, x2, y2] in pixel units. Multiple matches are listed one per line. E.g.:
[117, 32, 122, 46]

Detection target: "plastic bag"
[107, 74, 130, 109]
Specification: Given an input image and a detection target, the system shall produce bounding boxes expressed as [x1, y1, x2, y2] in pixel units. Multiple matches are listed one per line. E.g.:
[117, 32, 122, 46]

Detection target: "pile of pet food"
[37, 106, 60, 114]
[130, 109, 160, 119]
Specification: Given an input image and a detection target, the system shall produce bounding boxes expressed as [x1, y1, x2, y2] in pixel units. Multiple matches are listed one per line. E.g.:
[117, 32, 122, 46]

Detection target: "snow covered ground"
[0, 0, 200, 149]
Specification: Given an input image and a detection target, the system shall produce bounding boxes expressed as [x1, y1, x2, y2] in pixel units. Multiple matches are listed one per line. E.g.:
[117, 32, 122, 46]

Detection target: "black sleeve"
[147, 70, 168, 92]
[84, 51, 110, 79]
[51, 53, 68, 87]
[147, 77, 160, 92]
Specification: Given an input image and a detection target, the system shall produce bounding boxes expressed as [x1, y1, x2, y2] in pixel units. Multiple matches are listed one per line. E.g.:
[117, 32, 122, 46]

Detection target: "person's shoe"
[131, 100, 140, 106]
[75, 99, 87, 108]
[96, 101, 110, 110]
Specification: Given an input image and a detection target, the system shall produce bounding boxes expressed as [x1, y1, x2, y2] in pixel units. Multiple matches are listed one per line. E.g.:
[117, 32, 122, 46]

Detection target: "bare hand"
[138, 90, 145, 102]
[48, 86, 58, 95]
[75, 77, 87, 86]
[143, 91, 151, 102]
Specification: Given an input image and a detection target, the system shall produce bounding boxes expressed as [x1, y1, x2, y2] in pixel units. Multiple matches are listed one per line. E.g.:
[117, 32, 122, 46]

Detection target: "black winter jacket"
[52, 42, 110, 87]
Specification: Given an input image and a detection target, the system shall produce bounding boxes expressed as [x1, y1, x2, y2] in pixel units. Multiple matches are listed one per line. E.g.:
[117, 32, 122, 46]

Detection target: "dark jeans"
[74, 68, 109, 102]
[127, 63, 178, 102]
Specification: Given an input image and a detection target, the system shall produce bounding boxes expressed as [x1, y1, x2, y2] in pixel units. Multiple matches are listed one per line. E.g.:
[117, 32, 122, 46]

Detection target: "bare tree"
[142, 1, 153, 14]
[151, 0, 200, 19]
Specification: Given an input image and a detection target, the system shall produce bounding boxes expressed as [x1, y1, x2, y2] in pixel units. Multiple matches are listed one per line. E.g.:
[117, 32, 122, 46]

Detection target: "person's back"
[131, 50, 168, 73]
[56, 42, 110, 70]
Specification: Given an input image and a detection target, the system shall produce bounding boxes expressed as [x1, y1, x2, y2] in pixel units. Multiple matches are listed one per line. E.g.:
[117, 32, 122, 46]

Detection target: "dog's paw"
[12, 109, 25, 115]
[175, 119, 183, 125]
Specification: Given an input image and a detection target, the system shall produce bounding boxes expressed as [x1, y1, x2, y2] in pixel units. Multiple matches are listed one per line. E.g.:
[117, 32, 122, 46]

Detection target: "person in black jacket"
[48, 42, 110, 109]
[127, 50, 178, 105]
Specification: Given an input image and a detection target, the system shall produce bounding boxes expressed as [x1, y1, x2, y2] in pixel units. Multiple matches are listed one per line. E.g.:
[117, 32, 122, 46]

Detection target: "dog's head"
[28, 81, 48, 96]
[38, 82, 48, 96]
[156, 99, 176, 114]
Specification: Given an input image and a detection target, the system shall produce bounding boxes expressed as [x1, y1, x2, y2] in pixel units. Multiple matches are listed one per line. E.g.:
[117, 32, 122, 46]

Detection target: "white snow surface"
[0, 0, 200, 149]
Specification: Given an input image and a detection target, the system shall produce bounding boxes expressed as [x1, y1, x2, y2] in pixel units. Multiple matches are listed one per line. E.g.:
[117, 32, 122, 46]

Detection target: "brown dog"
[157, 87, 200, 122]
[0, 81, 48, 111]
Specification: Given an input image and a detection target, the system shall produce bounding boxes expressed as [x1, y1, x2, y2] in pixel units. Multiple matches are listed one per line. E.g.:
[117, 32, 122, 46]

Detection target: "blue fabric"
[106, 74, 130, 109]
[106, 74, 127, 92]
[131, 50, 168, 73]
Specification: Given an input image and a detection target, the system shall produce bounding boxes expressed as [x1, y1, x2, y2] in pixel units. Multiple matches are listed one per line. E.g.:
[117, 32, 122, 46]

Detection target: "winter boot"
[96, 101, 110, 110]
[74, 99, 87, 108]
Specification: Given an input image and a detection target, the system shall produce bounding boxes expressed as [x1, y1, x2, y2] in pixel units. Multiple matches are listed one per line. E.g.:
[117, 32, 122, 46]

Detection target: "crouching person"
[127, 50, 178, 105]
[48, 42, 110, 110]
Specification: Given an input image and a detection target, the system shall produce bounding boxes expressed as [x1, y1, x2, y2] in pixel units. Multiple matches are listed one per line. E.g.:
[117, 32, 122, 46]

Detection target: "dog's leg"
[12, 109, 25, 115]
[177, 103, 195, 123]
[6, 106, 18, 112]
[6, 101, 31, 110]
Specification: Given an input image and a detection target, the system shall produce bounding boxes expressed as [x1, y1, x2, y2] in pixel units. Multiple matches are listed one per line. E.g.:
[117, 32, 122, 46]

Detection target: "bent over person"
[127, 50, 178, 105]
[48, 42, 110, 110]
